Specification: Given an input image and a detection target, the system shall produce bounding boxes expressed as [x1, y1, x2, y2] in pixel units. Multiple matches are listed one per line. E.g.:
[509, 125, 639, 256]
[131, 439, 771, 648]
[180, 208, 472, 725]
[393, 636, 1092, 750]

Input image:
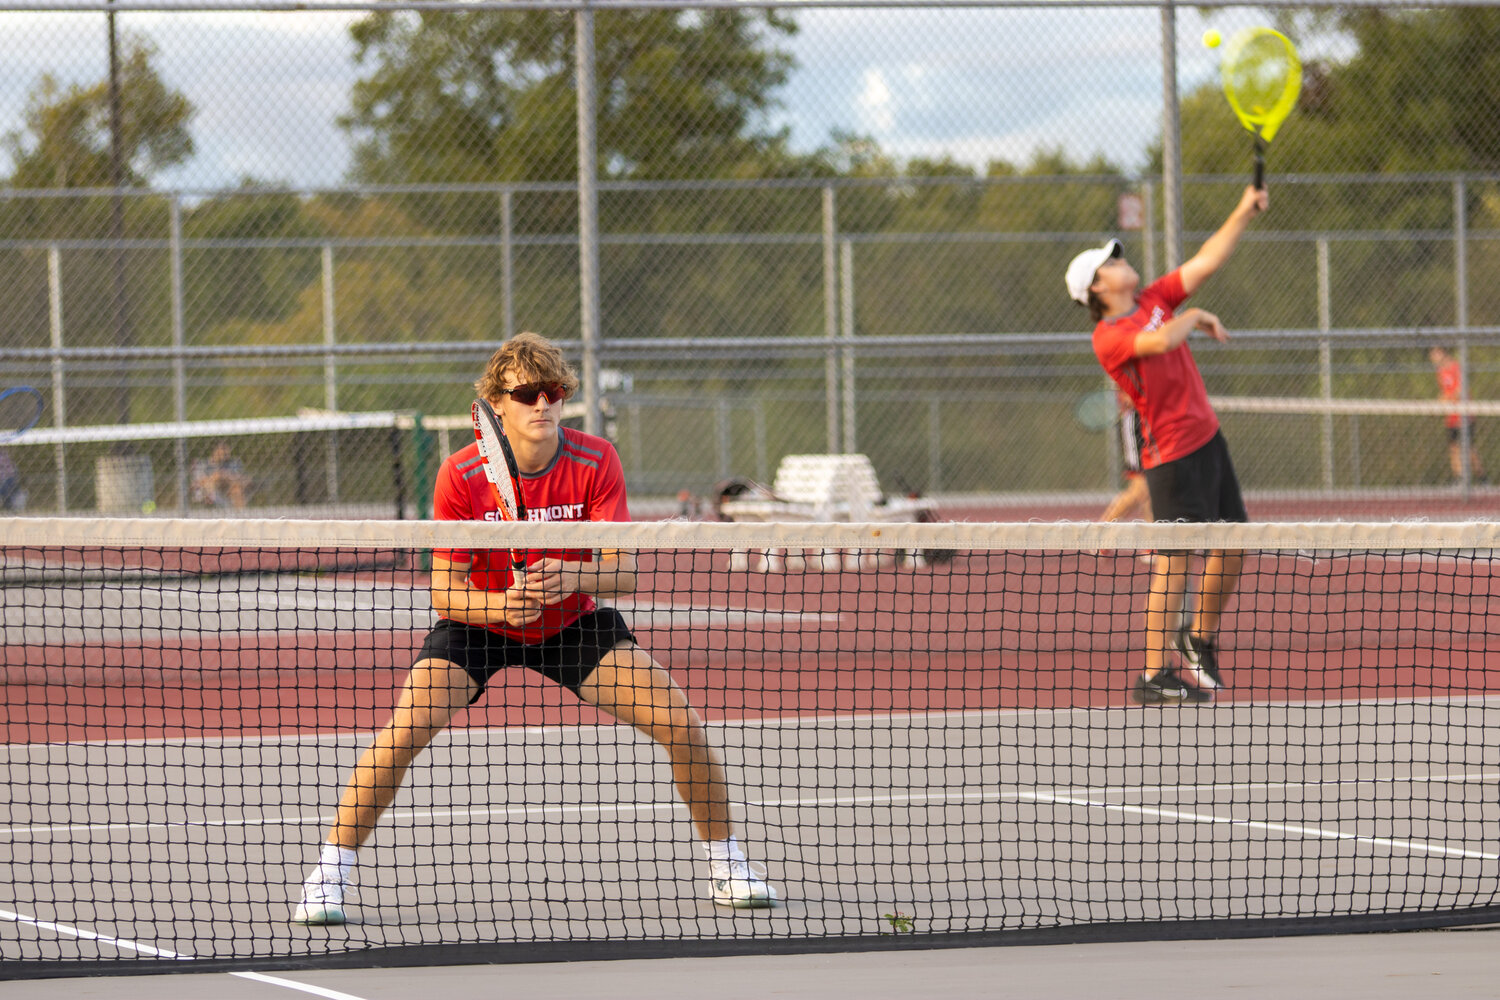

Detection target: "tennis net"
[3, 515, 1500, 977]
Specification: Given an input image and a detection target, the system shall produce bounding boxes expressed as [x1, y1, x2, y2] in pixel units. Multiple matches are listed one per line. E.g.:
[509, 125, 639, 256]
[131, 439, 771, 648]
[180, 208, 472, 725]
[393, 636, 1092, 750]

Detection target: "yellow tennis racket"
[1220, 27, 1301, 189]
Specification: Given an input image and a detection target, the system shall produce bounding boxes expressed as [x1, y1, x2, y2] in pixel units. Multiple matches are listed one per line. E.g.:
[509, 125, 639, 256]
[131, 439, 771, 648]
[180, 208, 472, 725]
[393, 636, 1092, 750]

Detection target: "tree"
[4, 34, 192, 190]
[342, 6, 797, 188]
[0, 36, 193, 426]
[183, 186, 325, 332]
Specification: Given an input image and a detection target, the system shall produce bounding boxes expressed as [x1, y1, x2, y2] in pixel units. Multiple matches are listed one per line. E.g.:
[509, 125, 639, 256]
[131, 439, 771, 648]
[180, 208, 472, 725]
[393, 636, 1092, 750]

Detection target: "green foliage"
[10, 7, 1500, 494]
[880, 910, 916, 934]
[1186, 8, 1500, 177]
[3, 34, 192, 190]
[184, 187, 326, 330]
[343, 7, 798, 187]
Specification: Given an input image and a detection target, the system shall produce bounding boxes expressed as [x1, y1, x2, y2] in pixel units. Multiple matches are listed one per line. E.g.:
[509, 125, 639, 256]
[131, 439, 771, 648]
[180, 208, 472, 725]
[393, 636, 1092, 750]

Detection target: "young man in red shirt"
[293, 332, 776, 924]
[1066, 186, 1268, 705]
[1430, 345, 1486, 483]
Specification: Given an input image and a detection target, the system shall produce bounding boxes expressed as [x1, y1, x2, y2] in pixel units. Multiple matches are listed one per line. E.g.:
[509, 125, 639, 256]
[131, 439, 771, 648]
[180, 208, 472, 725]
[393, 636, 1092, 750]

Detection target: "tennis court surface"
[3, 516, 1500, 979]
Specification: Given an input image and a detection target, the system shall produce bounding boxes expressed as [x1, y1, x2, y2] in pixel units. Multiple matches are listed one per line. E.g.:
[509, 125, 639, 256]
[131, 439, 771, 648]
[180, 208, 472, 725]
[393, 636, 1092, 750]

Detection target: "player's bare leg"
[1192, 550, 1244, 640]
[328, 660, 477, 848]
[581, 643, 776, 907]
[1131, 551, 1211, 704]
[581, 644, 732, 841]
[1144, 551, 1191, 678]
[293, 659, 477, 924]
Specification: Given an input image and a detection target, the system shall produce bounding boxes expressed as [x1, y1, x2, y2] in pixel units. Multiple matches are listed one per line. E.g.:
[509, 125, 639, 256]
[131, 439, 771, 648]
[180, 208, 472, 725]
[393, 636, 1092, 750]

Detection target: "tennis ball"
[141, 500, 156, 514]
[1203, 29, 1221, 48]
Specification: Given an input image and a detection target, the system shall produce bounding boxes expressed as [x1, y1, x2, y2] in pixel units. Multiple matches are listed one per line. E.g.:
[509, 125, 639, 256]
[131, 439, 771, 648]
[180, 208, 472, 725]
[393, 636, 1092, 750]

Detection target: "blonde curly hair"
[474, 332, 580, 403]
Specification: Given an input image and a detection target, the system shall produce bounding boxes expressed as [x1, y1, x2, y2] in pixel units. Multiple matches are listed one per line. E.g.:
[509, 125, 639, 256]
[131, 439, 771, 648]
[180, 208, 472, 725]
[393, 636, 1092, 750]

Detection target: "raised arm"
[1133, 308, 1228, 357]
[1178, 186, 1268, 296]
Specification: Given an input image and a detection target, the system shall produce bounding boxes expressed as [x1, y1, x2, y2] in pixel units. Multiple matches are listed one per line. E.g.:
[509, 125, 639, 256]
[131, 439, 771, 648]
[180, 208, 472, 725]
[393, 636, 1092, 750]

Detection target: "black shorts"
[417, 608, 636, 702]
[1145, 430, 1248, 525]
[1448, 422, 1476, 443]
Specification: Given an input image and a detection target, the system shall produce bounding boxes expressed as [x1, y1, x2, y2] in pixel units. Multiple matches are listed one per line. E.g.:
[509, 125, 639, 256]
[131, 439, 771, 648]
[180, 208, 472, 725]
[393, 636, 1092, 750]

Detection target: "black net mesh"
[3, 517, 1500, 975]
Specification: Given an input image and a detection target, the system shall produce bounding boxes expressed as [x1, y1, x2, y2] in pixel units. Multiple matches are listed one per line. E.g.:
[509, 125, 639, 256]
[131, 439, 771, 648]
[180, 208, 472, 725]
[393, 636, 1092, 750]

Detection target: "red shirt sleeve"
[431, 451, 477, 565]
[588, 444, 630, 523]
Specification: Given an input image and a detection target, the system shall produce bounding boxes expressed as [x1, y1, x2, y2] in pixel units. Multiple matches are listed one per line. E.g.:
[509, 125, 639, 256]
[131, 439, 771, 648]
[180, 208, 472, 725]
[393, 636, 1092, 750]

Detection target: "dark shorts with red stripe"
[417, 608, 636, 701]
[1144, 430, 1248, 524]
[1447, 421, 1477, 443]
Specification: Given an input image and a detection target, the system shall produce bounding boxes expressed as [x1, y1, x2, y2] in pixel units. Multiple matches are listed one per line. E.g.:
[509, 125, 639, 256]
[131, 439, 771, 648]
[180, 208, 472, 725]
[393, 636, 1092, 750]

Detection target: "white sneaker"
[290, 871, 347, 925]
[710, 858, 778, 909]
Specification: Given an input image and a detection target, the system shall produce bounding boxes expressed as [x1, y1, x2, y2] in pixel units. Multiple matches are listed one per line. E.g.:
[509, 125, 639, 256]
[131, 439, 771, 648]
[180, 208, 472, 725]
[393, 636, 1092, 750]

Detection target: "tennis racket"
[0, 386, 43, 442]
[471, 398, 528, 576]
[1074, 389, 1119, 432]
[1220, 27, 1302, 189]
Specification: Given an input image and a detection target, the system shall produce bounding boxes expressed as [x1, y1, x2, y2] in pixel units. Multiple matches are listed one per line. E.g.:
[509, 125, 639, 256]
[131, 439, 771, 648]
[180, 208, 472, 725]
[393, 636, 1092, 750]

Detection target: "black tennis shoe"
[1131, 665, 1214, 705]
[1175, 627, 1225, 690]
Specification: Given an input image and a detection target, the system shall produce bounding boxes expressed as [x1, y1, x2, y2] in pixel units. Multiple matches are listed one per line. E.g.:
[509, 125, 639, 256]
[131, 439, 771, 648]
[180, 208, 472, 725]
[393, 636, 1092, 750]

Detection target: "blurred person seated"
[0, 450, 25, 511]
[191, 441, 252, 508]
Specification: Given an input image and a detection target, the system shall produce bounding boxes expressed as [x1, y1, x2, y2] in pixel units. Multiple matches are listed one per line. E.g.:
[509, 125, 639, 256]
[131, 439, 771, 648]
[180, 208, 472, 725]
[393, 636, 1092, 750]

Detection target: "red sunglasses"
[500, 382, 568, 405]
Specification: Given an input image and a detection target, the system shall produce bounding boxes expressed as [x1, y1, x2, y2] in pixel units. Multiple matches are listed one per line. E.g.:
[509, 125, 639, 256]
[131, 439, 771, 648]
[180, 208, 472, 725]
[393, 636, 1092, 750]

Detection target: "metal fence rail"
[2, 1, 1498, 513]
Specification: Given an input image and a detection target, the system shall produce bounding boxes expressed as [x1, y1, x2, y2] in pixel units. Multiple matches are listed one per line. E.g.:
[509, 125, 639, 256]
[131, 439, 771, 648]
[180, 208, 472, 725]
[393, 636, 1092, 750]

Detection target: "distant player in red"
[1430, 345, 1485, 484]
[1066, 185, 1268, 706]
[294, 332, 776, 925]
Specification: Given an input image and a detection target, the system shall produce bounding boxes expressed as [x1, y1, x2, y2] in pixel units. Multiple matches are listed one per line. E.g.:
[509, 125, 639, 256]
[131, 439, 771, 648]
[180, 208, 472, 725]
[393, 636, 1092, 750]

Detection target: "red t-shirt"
[1091, 270, 1219, 469]
[1437, 359, 1463, 429]
[431, 427, 629, 642]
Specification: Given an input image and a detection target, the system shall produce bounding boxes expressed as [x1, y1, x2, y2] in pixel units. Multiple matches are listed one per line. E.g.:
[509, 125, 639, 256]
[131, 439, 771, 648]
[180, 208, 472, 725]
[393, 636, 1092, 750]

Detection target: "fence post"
[47, 244, 66, 512]
[170, 196, 189, 511]
[840, 238, 857, 455]
[928, 397, 941, 494]
[754, 400, 768, 483]
[823, 185, 840, 453]
[1454, 178, 1474, 495]
[1142, 179, 1157, 281]
[576, 6, 603, 438]
[1317, 238, 1333, 490]
[501, 187, 515, 341]
[716, 397, 732, 481]
[1459, 338, 1475, 493]
[1160, 2, 1184, 270]
[322, 243, 340, 503]
[1455, 176, 1468, 331]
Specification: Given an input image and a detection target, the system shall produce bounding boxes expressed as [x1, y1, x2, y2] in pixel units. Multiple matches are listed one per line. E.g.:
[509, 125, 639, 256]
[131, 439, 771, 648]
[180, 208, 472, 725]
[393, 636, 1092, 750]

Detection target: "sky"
[0, 5, 1237, 191]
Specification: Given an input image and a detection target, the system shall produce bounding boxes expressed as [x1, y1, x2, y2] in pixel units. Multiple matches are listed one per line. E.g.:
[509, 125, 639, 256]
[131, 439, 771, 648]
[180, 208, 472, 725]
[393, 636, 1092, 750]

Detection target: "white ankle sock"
[706, 835, 745, 867]
[311, 844, 357, 885]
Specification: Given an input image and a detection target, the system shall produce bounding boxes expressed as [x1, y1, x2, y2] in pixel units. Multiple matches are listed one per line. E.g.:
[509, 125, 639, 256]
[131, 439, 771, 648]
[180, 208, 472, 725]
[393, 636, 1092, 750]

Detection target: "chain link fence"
[2, 1, 1499, 517]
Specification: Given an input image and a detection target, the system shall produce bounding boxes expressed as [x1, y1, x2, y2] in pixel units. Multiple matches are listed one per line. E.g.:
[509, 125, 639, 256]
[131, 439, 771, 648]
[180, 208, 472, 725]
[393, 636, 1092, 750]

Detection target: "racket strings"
[0, 387, 43, 435]
[1222, 29, 1301, 137]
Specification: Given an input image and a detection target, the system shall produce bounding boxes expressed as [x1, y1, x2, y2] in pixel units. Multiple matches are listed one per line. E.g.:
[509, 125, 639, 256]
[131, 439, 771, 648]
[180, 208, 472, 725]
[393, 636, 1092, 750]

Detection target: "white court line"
[0, 800, 685, 838]
[1019, 789, 1500, 861]
[0, 907, 189, 959]
[0, 907, 369, 1000]
[231, 970, 370, 1000]
[8, 772, 1500, 856]
[11, 693, 1500, 752]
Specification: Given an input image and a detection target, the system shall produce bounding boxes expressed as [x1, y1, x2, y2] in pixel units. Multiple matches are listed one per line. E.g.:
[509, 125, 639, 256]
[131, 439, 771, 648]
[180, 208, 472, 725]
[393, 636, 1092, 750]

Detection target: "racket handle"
[1253, 142, 1265, 190]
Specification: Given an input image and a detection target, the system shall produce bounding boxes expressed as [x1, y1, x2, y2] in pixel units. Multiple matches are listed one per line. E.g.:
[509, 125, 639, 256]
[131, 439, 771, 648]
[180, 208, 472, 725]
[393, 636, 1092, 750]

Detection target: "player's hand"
[1239, 185, 1269, 217]
[500, 585, 545, 626]
[512, 557, 583, 605]
[1195, 309, 1229, 342]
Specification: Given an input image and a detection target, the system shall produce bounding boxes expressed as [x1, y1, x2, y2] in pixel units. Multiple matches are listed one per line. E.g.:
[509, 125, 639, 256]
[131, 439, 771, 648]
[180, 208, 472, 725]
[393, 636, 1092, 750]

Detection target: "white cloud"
[0, 5, 1242, 189]
[775, 4, 1229, 173]
[0, 10, 359, 188]
[855, 67, 894, 134]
